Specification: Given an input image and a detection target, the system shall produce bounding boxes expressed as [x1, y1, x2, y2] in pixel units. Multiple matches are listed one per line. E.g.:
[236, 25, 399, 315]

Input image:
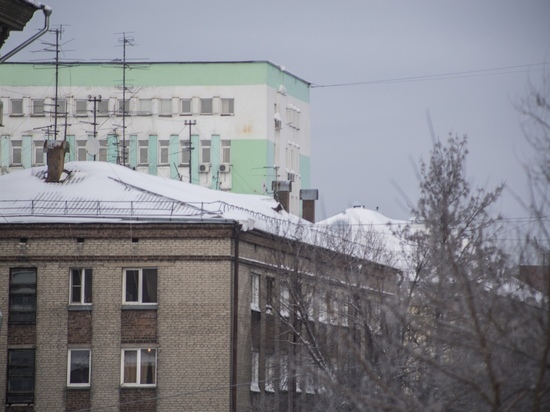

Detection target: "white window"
[138, 99, 152, 116]
[70, 268, 92, 304]
[123, 268, 157, 304]
[200, 140, 211, 163]
[98, 140, 108, 161]
[138, 140, 148, 165]
[180, 140, 190, 165]
[159, 140, 169, 165]
[265, 354, 275, 392]
[33, 140, 45, 165]
[32, 99, 45, 116]
[280, 283, 290, 317]
[200, 98, 212, 115]
[180, 98, 192, 115]
[118, 99, 130, 116]
[159, 98, 172, 116]
[67, 349, 91, 387]
[221, 140, 231, 164]
[221, 98, 234, 115]
[77, 140, 88, 161]
[121, 348, 157, 386]
[75, 99, 88, 116]
[11, 141, 22, 165]
[55, 99, 67, 117]
[250, 274, 260, 312]
[97, 99, 109, 116]
[10, 99, 23, 116]
[250, 351, 260, 392]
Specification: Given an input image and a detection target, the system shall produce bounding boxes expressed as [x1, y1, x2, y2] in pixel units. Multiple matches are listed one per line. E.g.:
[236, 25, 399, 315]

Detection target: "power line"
[311, 62, 550, 89]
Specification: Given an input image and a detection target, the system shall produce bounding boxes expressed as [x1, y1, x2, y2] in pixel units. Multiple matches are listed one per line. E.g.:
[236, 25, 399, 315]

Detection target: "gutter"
[230, 222, 241, 412]
[0, 2, 52, 63]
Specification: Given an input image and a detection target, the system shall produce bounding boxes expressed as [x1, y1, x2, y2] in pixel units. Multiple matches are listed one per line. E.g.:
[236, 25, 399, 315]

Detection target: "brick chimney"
[300, 189, 318, 223]
[44, 140, 69, 182]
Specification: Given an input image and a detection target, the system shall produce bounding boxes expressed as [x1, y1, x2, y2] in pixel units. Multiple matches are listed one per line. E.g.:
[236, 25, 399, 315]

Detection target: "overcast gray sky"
[4, 0, 550, 222]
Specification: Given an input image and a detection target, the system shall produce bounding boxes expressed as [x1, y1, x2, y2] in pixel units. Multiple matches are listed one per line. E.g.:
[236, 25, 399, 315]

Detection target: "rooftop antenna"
[118, 32, 133, 166]
[31, 25, 75, 141]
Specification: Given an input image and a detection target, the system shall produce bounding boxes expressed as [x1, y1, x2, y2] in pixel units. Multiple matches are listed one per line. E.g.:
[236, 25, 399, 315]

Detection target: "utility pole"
[185, 119, 196, 184]
[88, 95, 101, 160]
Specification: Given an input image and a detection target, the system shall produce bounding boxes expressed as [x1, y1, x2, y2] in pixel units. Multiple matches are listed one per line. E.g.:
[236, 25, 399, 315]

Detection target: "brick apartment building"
[0, 162, 398, 411]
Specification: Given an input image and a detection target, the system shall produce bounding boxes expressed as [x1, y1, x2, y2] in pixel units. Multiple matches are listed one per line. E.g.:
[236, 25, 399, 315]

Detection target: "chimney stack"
[300, 189, 319, 223]
[44, 140, 69, 182]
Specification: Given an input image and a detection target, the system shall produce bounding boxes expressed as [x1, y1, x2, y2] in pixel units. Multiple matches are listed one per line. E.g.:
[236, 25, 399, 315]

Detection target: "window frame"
[31, 99, 45, 116]
[121, 348, 157, 387]
[6, 349, 35, 405]
[67, 349, 91, 387]
[9, 267, 37, 324]
[11, 140, 22, 166]
[138, 98, 152, 116]
[138, 140, 149, 165]
[180, 98, 192, 116]
[199, 98, 213, 115]
[10, 98, 24, 116]
[250, 273, 260, 312]
[70, 268, 93, 305]
[33, 140, 45, 165]
[159, 98, 172, 116]
[158, 140, 169, 165]
[123, 268, 158, 305]
[221, 98, 234, 116]
[180, 140, 191, 165]
[75, 99, 88, 117]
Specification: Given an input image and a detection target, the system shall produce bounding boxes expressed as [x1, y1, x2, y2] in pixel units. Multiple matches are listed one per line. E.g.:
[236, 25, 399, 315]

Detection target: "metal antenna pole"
[122, 33, 127, 166]
[185, 119, 196, 184]
[53, 27, 59, 139]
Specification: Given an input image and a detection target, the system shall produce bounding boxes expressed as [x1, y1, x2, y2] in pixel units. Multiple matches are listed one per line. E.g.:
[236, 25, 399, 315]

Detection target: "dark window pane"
[84, 269, 93, 303]
[125, 270, 139, 302]
[70, 350, 90, 384]
[142, 269, 157, 303]
[11, 269, 36, 284]
[7, 350, 34, 405]
[71, 269, 82, 303]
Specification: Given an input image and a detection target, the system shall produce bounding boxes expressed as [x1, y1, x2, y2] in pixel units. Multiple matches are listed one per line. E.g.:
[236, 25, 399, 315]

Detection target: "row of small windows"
[6, 347, 157, 404]
[8, 268, 158, 325]
[1, 137, 231, 167]
[5, 97, 235, 117]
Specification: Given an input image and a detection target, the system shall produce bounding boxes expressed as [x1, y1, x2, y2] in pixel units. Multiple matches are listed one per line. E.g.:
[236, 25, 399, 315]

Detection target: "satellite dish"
[86, 137, 100, 156]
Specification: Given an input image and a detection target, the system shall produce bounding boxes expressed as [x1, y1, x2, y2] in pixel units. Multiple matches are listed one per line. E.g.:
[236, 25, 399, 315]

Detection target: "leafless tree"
[251, 105, 550, 411]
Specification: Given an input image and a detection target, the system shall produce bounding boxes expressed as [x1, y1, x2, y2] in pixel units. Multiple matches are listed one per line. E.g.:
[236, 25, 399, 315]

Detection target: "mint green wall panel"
[190, 135, 199, 185]
[129, 135, 137, 168]
[1, 136, 9, 167]
[0, 62, 310, 102]
[230, 139, 270, 195]
[148, 135, 158, 175]
[22, 135, 31, 168]
[211, 135, 220, 189]
[169, 135, 179, 179]
[266, 64, 310, 103]
[300, 154, 311, 190]
[67, 135, 76, 161]
[107, 135, 117, 163]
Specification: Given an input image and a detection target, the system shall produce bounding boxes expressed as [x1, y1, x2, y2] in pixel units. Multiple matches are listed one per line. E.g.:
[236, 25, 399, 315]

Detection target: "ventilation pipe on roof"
[272, 180, 291, 212]
[0, 2, 52, 63]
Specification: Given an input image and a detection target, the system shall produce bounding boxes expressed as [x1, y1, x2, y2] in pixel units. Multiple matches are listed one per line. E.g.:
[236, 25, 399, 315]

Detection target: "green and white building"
[0, 61, 311, 215]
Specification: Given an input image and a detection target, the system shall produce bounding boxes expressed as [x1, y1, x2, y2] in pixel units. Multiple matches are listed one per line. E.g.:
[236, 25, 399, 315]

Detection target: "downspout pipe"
[0, 3, 52, 63]
[230, 222, 241, 412]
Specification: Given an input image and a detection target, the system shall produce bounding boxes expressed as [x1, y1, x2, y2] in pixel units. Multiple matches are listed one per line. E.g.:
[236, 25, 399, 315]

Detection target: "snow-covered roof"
[0, 161, 303, 232]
